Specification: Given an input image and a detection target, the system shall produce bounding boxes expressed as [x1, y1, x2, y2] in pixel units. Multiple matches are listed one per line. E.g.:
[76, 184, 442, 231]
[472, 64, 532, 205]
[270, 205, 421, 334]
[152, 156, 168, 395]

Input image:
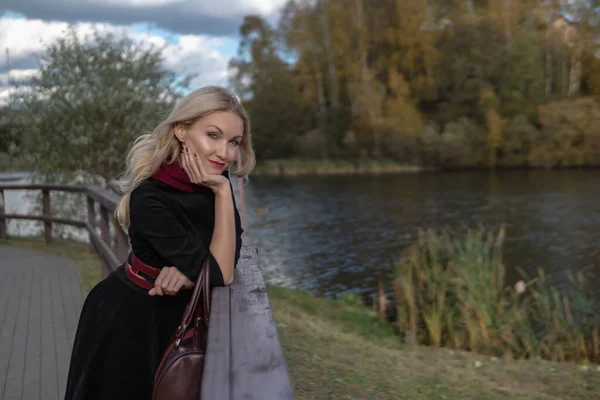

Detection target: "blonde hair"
[112, 85, 256, 231]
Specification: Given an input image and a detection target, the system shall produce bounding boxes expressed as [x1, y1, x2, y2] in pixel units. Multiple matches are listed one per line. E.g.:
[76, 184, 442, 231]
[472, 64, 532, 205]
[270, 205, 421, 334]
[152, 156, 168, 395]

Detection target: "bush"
[393, 226, 600, 363]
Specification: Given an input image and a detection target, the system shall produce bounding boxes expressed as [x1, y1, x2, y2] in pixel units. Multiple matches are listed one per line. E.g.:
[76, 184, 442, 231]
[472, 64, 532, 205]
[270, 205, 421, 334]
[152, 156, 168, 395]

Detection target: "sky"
[0, 0, 289, 103]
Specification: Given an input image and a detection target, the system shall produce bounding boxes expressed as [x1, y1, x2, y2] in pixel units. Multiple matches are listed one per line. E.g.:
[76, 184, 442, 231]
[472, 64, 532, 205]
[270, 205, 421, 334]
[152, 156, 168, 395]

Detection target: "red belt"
[125, 253, 161, 291]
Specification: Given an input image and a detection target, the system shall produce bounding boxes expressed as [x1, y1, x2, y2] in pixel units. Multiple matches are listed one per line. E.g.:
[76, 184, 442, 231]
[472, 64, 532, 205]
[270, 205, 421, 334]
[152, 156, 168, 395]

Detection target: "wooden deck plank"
[51, 261, 72, 400]
[0, 263, 12, 335]
[0, 245, 83, 400]
[3, 261, 32, 400]
[59, 262, 79, 351]
[40, 264, 59, 400]
[0, 258, 21, 399]
[22, 261, 42, 400]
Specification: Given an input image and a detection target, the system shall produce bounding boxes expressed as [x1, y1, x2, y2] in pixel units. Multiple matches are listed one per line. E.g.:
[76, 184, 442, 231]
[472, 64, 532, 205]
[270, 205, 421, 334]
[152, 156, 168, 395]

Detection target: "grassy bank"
[252, 158, 426, 176]
[3, 236, 599, 399]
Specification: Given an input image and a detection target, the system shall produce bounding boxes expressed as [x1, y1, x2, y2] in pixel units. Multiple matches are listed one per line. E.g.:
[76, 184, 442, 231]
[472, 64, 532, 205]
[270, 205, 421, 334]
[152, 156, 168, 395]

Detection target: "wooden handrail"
[0, 183, 126, 277]
[0, 182, 294, 399]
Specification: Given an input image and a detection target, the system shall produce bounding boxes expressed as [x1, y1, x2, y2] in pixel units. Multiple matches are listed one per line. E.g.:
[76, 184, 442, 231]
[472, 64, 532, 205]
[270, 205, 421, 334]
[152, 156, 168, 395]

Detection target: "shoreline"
[251, 158, 431, 176]
[250, 159, 600, 177]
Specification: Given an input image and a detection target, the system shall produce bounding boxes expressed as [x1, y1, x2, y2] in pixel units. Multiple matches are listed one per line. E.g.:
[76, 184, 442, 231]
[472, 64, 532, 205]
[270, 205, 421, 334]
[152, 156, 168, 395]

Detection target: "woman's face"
[176, 111, 244, 174]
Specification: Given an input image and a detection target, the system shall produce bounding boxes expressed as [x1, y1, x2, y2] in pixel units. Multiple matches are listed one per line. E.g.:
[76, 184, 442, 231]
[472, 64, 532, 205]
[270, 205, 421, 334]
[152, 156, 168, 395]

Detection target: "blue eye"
[208, 132, 218, 138]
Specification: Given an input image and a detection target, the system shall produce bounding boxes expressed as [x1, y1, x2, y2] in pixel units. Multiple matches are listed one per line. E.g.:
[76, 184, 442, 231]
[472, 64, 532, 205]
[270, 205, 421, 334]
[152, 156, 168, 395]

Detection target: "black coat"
[64, 169, 243, 400]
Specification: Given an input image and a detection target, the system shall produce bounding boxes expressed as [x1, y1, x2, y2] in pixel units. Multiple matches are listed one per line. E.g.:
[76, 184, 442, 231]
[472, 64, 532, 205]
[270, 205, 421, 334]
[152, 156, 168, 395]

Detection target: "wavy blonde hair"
[113, 85, 256, 231]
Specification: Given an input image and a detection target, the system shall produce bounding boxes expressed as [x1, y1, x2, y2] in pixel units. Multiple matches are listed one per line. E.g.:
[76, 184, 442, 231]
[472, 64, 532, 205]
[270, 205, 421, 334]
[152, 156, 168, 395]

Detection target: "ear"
[174, 124, 186, 142]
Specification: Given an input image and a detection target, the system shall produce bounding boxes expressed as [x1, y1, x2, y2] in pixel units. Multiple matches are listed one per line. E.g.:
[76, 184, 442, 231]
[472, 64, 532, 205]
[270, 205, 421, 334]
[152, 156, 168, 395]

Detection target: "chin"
[208, 164, 225, 171]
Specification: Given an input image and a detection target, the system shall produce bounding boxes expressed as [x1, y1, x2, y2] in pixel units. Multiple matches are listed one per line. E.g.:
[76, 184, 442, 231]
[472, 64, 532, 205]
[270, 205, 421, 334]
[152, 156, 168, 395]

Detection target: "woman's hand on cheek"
[180, 144, 229, 193]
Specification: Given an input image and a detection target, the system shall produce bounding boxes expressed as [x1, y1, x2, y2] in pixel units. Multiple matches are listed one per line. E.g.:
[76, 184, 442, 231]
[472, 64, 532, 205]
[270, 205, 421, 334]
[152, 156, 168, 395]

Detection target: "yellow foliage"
[486, 108, 505, 149]
[383, 71, 424, 137]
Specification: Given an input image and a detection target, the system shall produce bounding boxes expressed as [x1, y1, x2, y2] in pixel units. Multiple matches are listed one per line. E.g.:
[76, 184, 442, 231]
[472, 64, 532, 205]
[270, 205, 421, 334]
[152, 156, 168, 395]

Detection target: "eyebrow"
[207, 125, 243, 140]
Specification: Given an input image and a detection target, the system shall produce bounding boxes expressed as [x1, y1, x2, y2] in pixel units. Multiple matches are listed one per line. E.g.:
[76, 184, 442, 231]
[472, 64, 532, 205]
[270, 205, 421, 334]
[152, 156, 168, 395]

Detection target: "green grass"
[4, 236, 600, 399]
[268, 286, 600, 399]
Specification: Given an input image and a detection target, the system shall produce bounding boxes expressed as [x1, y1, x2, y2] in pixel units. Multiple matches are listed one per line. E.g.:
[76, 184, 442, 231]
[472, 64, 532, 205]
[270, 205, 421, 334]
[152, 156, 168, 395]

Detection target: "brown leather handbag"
[152, 258, 211, 400]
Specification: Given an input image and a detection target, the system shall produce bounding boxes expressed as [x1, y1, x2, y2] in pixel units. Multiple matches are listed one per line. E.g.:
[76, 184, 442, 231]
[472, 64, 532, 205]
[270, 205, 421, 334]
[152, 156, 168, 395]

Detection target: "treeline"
[230, 0, 600, 168]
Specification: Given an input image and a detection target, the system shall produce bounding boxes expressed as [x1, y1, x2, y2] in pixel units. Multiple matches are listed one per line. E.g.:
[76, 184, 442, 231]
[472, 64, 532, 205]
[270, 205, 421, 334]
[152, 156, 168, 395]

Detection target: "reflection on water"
[242, 169, 600, 297]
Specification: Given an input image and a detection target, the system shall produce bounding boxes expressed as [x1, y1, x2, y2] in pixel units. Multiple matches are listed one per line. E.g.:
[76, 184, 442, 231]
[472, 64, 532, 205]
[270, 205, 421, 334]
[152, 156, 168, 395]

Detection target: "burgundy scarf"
[151, 161, 229, 192]
[151, 162, 195, 192]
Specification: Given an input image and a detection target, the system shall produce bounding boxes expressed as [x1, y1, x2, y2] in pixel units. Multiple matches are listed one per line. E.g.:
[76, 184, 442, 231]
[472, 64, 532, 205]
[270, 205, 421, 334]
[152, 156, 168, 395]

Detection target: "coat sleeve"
[130, 188, 242, 286]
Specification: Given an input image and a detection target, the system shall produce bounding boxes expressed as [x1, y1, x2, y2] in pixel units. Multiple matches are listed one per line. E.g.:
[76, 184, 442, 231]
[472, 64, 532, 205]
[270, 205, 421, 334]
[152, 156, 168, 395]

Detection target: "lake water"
[3, 169, 600, 299]
[240, 169, 600, 298]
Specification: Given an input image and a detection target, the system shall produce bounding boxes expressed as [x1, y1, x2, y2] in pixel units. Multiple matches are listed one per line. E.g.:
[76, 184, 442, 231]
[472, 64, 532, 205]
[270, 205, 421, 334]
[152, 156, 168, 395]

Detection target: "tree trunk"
[467, 0, 475, 15]
[504, 0, 512, 44]
[314, 55, 327, 122]
[355, 0, 381, 156]
[568, 45, 583, 96]
[561, 47, 569, 96]
[319, 0, 340, 109]
[545, 29, 553, 96]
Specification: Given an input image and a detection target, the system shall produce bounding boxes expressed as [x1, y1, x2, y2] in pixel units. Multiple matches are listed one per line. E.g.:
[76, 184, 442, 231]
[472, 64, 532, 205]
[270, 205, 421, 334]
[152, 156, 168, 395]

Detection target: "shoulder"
[129, 179, 174, 214]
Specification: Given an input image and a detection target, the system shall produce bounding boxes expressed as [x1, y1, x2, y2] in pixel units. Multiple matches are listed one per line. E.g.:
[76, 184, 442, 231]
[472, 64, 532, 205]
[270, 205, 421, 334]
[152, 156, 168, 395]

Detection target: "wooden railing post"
[42, 189, 52, 244]
[99, 205, 110, 246]
[0, 184, 121, 274]
[86, 196, 96, 250]
[0, 189, 6, 240]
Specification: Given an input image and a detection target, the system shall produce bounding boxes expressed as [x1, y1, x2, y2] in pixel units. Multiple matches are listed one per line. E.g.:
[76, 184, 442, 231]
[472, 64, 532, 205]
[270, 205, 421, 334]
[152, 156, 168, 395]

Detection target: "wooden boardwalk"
[0, 245, 85, 400]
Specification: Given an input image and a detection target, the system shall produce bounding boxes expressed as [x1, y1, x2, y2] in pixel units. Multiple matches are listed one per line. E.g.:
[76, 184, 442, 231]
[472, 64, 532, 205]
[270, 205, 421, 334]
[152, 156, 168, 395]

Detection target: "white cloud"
[0, 17, 71, 65]
[2, 0, 289, 35]
[0, 16, 233, 103]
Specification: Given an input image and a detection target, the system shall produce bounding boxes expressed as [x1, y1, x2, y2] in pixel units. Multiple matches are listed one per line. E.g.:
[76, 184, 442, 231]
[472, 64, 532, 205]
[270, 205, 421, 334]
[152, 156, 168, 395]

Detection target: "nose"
[216, 140, 228, 161]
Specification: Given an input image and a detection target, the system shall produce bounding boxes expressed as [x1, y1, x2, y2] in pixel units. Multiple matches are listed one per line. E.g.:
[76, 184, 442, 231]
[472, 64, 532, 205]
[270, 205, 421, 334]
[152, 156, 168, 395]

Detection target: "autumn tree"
[230, 15, 310, 159]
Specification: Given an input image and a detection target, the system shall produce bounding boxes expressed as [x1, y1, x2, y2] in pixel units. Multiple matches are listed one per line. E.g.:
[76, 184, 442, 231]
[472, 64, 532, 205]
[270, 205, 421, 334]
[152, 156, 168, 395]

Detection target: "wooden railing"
[0, 183, 294, 399]
[0, 183, 128, 277]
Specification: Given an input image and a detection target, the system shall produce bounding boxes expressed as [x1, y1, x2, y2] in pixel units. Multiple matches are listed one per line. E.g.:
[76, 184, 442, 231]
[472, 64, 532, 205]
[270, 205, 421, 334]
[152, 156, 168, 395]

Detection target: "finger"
[182, 148, 194, 180]
[160, 267, 176, 292]
[184, 277, 194, 289]
[185, 148, 202, 183]
[154, 268, 170, 296]
[180, 147, 190, 173]
[189, 151, 204, 182]
[181, 275, 193, 289]
[170, 277, 186, 294]
[167, 270, 183, 292]
[148, 287, 156, 296]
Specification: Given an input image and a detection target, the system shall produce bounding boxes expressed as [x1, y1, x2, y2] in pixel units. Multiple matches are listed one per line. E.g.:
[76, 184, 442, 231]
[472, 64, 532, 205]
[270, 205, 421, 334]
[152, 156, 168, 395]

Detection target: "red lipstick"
[209, 160, 226, 167]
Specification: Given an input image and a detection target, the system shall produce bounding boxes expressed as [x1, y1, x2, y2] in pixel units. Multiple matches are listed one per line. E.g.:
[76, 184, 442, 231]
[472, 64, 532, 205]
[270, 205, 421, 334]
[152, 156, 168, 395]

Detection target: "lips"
[209, 160, 226, 168]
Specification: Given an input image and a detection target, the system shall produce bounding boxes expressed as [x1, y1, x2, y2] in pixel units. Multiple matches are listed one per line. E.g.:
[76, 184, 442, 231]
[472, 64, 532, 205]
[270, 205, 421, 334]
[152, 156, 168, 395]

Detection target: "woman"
[64, 86, 255, 399]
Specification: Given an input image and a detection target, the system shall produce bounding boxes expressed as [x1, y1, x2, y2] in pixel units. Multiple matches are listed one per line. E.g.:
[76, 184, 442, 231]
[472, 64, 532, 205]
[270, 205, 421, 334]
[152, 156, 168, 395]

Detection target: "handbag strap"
[174, 258, 211, 342]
